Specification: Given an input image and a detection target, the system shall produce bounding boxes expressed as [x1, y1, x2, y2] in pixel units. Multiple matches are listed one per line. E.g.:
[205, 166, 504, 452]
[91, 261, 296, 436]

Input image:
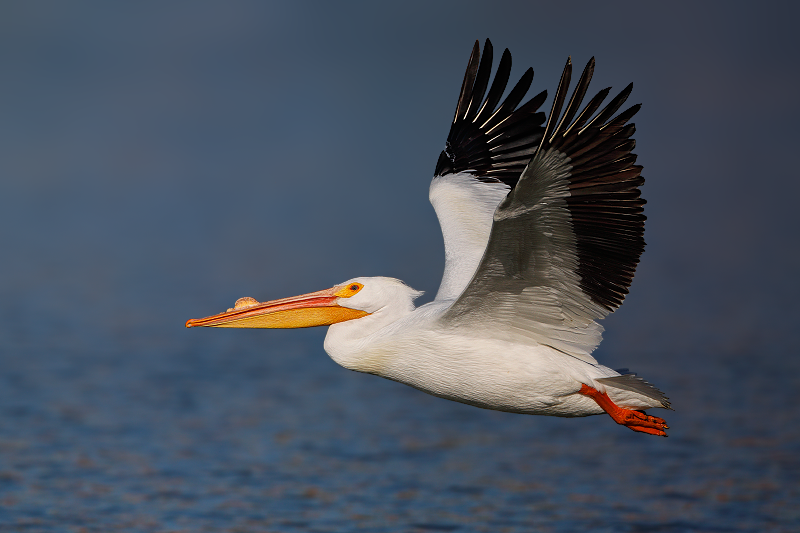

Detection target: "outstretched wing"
[430, 39, 547, 301]
[441, 57, 645, 363]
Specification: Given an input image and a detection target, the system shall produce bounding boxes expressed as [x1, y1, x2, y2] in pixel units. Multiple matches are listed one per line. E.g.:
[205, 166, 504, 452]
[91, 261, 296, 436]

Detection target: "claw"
[579, 384, 670, 437]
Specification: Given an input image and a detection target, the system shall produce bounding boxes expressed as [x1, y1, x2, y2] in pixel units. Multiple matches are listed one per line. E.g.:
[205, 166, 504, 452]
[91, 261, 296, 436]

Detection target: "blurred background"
[1, 1, 798, 531]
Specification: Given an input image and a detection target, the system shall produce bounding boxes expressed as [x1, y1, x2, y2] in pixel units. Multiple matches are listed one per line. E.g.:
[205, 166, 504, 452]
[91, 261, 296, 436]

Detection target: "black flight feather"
[536, 58, 645, 312]
[435, 39, 547, 188]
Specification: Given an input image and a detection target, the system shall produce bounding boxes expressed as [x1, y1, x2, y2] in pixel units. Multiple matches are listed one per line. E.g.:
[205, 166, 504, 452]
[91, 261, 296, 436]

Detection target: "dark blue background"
[1, 2, 798, 531]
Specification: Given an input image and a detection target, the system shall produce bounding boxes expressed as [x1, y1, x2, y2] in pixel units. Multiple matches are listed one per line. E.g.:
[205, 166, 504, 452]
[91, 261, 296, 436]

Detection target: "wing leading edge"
[431, 39, 548, 301]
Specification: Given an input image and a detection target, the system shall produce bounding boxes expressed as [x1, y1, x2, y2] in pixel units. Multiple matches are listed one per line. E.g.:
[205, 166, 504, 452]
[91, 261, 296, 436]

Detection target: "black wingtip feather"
[474, 48, 512, 127]
[532, 58, 645, 312]
[452, 41, 481, 127]
[553, 57, 594, 143]
[462, 39, 493, 125]
[581, 82, 633, 135]
[436, 41, 547, 188]
[482, 67, 534, 134]
[540, 58, 572, 149]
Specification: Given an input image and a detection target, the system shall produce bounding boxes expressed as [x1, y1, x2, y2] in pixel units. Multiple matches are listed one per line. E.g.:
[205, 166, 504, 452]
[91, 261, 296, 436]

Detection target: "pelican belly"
[326, 314, 609, 417]
[379, 332, 609, 417]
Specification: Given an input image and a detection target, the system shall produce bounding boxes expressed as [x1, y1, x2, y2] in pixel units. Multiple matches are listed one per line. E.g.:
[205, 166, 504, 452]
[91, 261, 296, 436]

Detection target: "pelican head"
[185, 276, 422, 330]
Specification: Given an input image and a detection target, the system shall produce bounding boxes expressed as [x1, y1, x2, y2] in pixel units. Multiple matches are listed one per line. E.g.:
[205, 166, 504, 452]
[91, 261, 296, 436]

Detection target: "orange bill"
[185, 286, 369, 329]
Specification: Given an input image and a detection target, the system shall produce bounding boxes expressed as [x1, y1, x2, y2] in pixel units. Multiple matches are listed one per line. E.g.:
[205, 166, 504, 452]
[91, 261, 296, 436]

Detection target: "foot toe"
[578, 384, 670, 437]
[626, 425, 668, 437]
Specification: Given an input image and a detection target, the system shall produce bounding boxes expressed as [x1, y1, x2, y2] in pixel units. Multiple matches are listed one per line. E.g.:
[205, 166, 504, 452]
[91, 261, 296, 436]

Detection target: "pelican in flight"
[187, 40, 670, 436]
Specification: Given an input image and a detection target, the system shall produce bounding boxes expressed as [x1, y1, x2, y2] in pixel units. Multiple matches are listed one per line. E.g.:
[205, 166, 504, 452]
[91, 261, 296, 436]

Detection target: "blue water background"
[1, 2, 798, 531]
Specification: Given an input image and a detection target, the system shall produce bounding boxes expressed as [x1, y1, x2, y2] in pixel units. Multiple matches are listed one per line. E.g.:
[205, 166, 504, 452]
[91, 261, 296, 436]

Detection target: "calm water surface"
[1, 273, 797, 532]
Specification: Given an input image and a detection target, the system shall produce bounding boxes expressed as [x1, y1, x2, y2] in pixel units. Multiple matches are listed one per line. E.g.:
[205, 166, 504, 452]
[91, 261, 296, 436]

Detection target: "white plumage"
[429, 173, 509, 301]
[187, 40, 670, 436]
[323, 276, 640, 417]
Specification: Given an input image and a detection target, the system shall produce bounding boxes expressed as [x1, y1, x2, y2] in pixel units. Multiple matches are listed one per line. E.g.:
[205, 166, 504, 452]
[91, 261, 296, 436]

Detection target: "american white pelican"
[187, 40, 670, 436]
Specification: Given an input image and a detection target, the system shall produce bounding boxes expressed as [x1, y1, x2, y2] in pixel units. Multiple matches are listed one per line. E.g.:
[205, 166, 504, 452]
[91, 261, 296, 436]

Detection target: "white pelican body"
[188, 40, 670, 435]
[325, 286, 641, 417]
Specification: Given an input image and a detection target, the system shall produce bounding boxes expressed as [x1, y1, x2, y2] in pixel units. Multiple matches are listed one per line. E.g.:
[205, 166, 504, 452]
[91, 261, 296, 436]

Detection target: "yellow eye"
[334, 282, 364, 298]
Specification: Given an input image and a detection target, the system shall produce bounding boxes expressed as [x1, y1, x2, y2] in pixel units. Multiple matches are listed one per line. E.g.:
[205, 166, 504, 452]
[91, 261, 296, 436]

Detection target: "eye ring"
[335, 282, 363, 298]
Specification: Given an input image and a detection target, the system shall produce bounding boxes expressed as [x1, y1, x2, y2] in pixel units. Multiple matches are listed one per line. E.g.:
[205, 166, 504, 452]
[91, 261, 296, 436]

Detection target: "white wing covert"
[430, 39, 547, 301]
[442, 57, 646, 363]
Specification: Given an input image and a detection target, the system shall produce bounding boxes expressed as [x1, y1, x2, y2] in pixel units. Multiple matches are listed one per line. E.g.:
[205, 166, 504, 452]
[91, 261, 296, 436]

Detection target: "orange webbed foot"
[579, 384, 669, 437]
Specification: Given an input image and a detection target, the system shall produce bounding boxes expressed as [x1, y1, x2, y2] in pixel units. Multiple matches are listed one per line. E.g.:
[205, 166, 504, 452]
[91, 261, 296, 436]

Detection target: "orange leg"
[579, 384, 669, 437]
